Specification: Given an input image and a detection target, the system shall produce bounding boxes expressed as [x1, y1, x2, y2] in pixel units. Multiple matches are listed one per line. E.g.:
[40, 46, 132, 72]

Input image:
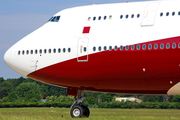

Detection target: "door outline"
[77, 38, 89, 62]
[141, 2, 160, 27]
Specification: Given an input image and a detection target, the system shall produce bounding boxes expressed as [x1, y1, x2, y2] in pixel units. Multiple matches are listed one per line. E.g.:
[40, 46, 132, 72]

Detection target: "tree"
[172, 95, 180, 102]
[7, 92, 17, 102]
[46, 96, 57, 101]
[86, 97, 96, 105]
[6, 77, 25, 89]
[28, 98, 38, 102]
[25, 94, 41, 101]
[99, 94, 113, 102]
[0, 80, 13, 99]
[0, 81, 13, 93]
[0, 77, 5, 83]
[142, 95, 165, 102]
[0, 88, 8, 99]
[43, 93, 47, 99]
[16, 82, 41, 100]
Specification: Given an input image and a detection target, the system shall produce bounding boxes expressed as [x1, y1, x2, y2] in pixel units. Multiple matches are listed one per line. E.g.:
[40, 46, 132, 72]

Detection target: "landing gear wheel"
[81, 105, 90, 117]
[70, 105, 84, 118]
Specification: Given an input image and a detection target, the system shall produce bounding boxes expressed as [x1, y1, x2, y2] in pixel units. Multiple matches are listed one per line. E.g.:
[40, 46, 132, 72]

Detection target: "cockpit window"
[51, 17, 57, 22]
[48, 17, 53, 21]
[48, 16, 60, 22]
[56, 16, 60, 22]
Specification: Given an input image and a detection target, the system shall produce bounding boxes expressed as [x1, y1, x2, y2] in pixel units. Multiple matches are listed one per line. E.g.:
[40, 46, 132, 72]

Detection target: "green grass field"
[0, 108, 180, 120]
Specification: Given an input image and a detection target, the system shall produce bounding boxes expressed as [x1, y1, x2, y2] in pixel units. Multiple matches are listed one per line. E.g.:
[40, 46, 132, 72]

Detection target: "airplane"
[4, 0, 180, 118]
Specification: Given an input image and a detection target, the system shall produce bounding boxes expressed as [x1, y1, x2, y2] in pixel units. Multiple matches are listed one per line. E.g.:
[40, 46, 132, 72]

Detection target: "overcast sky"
[0, 0, 154, 79]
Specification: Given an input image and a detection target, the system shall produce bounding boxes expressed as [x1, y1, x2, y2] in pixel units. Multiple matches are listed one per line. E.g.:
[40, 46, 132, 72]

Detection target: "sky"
[0, 0, 153, 79]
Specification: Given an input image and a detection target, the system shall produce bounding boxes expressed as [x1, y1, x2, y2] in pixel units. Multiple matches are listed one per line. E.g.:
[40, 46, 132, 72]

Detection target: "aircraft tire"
[81, 105, 90, 117]
[70, 105, 85, 118]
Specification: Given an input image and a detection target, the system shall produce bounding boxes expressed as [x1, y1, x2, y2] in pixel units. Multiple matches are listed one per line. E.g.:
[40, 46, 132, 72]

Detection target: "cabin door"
[141, 2, 160, 27]
[77, 38, 88, 62]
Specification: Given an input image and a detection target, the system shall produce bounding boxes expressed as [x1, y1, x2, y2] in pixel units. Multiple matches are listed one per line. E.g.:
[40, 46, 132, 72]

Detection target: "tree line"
[1, 77, 180, 105]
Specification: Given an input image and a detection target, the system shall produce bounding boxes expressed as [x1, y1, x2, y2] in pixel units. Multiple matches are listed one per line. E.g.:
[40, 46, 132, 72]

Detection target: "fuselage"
[4, 0, 180, 95]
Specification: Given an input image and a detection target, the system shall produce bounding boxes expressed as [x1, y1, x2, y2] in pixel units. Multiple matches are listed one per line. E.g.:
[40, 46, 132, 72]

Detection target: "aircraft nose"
[4, 43, 32, 77]
[4, 49, 11, 67]
[4, 47, 27, 76]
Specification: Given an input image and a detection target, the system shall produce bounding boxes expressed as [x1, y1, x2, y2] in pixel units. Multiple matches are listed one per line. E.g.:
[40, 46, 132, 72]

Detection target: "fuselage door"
[77, 38, 88, 62]
[141, 2, 160, 27]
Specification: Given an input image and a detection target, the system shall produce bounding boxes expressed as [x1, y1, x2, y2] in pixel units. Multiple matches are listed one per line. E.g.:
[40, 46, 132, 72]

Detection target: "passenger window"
[137, 14, 140, 18]
[63, 48, 66, 53]
[44, 49, 47, 54]
[160, 44, 164, 49]
[154, 44, 158, 49]
[39, 49, 42, 54]
[120, 46, 123, 51]
[58, 48, 61, 53]
[93, 17, 96, 21]
[18, 51, 20, 55]
[142, 44, 146, 50]
[49, 49, 51, 53]
[126, 15, 129, 19]
[104, 16, 107, 20]
[26, 51, 29, 55]
[68, 48, 71, 52]
[98, 46, 101, 51]
[93, 47, 96, 51]
[178, 43, 180, 48]
[83, 47, 86, 52]
[31, 50, 33, 54]
[22, 50, 25, 55]
[166, 43, 170, 49]
[172, 43, 176, 49]
[137, 45, 140, 50]
[131, 14, 134, 18]
[120, 15, 123, 19]
[35, 50, 38, 54]
[131, 45, 134, 50]
[114, 46, 118, 51]
[109, 46, 112, 51]
[125, 45, 129, 50]
[53, 49, 56, 53]
[26, 50, 29, 55]
[172, 12, 175, 16]
[98, 16, 101, 20]
[104, 46, 107, 51]
[166, 12, 169, 16]
[88, 17, 91, 21]
[109, 15, 112, 19]
[160, 13, 163, 17]
[148, 44, 152, 50]
[179, 11, 180, 15]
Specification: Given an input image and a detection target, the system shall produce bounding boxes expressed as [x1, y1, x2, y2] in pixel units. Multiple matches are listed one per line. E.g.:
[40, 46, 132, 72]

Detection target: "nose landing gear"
[70, 90, 90, 118]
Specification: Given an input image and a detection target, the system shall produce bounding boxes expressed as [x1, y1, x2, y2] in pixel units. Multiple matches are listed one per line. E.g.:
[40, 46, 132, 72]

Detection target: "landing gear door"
[77, 38, 88, 62]
[141, 2, 160, 27]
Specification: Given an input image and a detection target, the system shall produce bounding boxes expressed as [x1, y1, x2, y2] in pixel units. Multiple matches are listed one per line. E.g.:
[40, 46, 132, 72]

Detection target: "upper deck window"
[48, 16, 60, 22]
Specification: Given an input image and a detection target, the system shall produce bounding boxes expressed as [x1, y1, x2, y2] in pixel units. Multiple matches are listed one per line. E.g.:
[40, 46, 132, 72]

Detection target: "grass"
[0, 108, 180, 120]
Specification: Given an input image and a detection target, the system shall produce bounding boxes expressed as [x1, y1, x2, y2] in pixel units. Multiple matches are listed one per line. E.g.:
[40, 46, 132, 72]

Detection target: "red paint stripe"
[27, 36, 180, 94]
